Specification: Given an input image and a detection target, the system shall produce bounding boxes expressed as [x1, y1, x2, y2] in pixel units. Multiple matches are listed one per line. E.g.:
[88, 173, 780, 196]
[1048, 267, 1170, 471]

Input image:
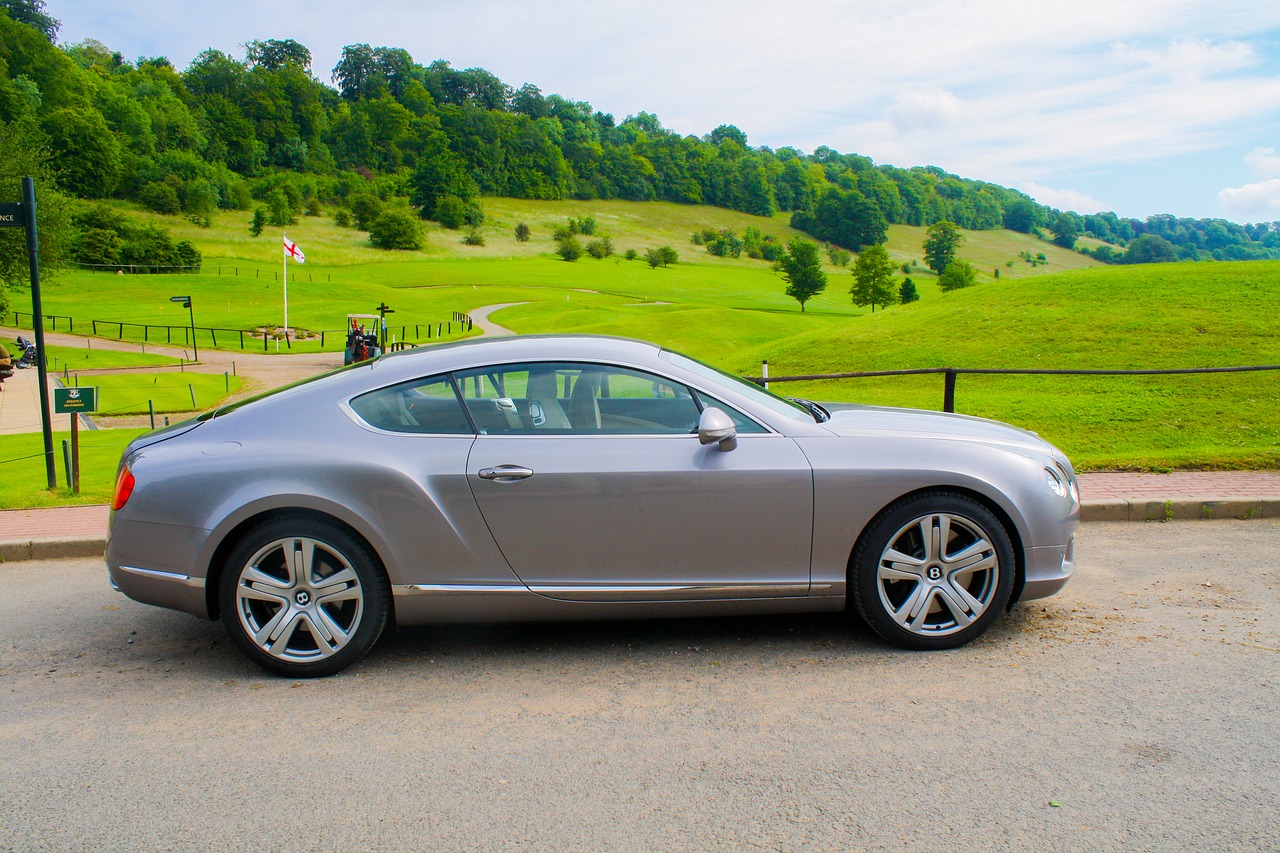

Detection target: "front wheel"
[219, 517, 389, 677]
[851, 492, 1015, 650]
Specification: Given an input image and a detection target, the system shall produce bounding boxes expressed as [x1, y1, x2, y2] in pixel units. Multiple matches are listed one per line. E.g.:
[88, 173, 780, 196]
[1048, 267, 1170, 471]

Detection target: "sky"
[47, 0, 1280, 222]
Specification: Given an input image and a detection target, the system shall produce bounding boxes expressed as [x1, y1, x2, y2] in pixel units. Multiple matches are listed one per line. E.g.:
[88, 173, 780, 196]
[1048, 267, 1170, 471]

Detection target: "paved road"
[1, 521, 1277, 850]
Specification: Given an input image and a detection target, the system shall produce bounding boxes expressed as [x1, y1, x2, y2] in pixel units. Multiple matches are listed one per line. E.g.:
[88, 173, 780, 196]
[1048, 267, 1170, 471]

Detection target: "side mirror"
[697, 407, 738, 452]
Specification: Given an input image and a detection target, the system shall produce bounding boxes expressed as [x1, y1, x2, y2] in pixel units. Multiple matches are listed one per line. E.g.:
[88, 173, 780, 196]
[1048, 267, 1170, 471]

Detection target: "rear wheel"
[851, 492, 1014, 650]
[219, 517, 389, 677]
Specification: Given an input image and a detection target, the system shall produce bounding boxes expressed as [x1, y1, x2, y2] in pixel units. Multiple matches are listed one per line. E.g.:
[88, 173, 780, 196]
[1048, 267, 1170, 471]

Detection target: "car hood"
[817, 403, 1057, 456]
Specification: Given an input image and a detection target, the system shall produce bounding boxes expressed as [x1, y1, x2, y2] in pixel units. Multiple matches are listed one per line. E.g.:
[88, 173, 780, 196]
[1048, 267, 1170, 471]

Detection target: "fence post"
[943, 369, 957, 413]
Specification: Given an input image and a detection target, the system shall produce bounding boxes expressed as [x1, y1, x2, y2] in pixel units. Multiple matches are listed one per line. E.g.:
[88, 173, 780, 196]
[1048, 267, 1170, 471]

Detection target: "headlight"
[1044, 466, 1067, 498]
[1045, 460, 1079, 504]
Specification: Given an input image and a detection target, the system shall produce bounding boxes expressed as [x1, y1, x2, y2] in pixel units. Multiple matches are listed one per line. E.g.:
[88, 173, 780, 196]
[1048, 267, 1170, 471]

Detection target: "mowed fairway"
[13, 199, 1280, 473]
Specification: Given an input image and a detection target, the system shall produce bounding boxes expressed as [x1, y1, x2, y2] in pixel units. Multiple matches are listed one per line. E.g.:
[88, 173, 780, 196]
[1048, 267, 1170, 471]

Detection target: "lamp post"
[170, 295, 196, 361]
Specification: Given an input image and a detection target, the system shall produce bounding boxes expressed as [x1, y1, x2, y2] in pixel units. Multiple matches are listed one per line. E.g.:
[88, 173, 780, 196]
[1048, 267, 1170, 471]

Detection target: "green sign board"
[0, 202, 25, 227]
[54, 386, 98, 413]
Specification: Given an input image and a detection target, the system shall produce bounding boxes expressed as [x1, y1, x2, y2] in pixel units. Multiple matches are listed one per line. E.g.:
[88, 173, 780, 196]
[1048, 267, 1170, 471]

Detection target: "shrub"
[249, 207, 266, 237]
[369, 209, 424, 250]
[645, 246, 678, 268]
[899, 278, 919, 304]
[348, 193, 382, 231]
[462, 227, 485, 246]
[266, 188, 296, 227]
[434, 195, 467, 229]
[514, 221, 531, 242]
[827, 246, 852, 267]
[333, 210, 352, 228]
[938, 260, 977, 292]
[624, 248, 638, 261]
[556, 235, 584, 261]
[140, 182, 181, 215]
[174, 241, 202, 270]
[586, 237, 613, 259]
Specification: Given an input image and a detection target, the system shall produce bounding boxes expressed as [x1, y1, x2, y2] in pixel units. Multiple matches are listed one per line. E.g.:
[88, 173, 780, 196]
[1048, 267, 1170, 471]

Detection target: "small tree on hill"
[514, 222, 531, 242]
[556, 235, 584, 261]
[850, 244, 897, 312]
[776, 237, 827, 312]
[938, 259, 977, 292]
[923, 220, 964, 275]
[899, 278, 919, 304]
[368, 209, 423, 250]
[249, 207, 266, 236]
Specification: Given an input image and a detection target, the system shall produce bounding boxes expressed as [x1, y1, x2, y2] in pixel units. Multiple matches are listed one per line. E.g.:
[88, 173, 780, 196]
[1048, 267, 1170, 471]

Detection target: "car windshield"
[660, 350, 816, 423]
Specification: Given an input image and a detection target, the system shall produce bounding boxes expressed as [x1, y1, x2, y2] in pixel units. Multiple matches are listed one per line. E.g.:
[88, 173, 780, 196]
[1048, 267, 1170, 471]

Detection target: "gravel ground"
[1, 521, 1277, 851]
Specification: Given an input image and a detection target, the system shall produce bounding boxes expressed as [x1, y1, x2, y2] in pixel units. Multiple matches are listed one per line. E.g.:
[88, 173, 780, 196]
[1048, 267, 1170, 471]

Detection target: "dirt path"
[467, 302, 527, 337]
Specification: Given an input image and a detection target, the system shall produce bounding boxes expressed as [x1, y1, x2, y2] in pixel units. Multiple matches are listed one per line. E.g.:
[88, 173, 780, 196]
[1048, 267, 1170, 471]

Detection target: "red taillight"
[112, 466, 135, 511]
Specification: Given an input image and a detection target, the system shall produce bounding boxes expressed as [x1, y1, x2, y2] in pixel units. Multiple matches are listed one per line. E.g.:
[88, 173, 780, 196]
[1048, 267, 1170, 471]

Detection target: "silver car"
[107, 335, 1078, 677]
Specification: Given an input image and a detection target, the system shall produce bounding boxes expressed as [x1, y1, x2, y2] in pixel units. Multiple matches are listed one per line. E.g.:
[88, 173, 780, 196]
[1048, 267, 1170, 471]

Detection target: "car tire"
[851, 492, 1015, 650]
[219, 516, 390, 677]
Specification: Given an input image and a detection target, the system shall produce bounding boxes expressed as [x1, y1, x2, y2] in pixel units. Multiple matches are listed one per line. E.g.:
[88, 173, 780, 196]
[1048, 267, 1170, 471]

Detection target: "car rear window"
[349, 375, 473, 434]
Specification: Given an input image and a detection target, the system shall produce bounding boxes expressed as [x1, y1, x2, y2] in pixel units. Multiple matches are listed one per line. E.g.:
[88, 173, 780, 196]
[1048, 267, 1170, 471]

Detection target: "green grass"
[41, 343, 181, 373]
[720, 262, 1280, 470]
[65, 372, 244, 416]
[0, 428, 147, 508]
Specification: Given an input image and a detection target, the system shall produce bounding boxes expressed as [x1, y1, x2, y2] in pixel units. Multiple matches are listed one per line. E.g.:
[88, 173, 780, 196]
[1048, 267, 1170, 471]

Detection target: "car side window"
[349, 374, 473, 434]
[453, 362, 706, 435]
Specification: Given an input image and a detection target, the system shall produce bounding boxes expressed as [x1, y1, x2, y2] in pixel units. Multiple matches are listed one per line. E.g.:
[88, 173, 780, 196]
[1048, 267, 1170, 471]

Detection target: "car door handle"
[478, 465, 535, 482]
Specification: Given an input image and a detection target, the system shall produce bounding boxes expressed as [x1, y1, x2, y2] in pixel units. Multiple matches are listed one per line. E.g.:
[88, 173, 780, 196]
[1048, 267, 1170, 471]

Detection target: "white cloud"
[1020, 182, 1108, 215]
[888, 89, 965, 133]
[1218, 179, 1280, 219]
[1108, 38, 1257, 82]
[1244, 146, 1280, 178]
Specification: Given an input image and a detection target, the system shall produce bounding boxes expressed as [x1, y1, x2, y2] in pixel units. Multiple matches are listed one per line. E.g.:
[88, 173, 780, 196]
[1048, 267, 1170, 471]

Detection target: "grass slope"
[6, 199, 1276, 482]
[720, 262, 1280, 470]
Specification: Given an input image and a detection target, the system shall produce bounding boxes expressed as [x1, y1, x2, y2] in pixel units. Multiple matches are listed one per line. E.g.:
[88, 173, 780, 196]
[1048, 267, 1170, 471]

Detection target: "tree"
[0, 119, 71, 316]
[368, 208, 423, 250]
[0, 0, 59, 40]
[644, 246, 678, 268]
[850, 244, 897, 312]
[249, 207, 266, 236]
[245, 39, 312, 72]
[40, 108, 121, 198]
[776, 237, 827, 311]
[409, 137, 478, 214]
[1002, 197, 1041, 234]
[899, 278, 919, 304]
[1123, 233, 1179, 264]
[1051, 212, 1081, 249]
[556, 235, 584, 261]
[514, 222, 531, 242]
[923, 220, 964, 275]
[347, 194, 382, 231]
[433, 195, 468, 229]
[938, 259, 978, 292]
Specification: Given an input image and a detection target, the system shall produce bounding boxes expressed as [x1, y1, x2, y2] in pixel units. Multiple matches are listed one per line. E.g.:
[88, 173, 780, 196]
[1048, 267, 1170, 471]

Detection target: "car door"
[459, 362, 814, 601]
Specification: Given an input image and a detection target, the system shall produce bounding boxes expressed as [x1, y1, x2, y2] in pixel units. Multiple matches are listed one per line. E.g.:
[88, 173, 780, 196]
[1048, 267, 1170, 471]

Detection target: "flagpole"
[282, 232, 288, 351]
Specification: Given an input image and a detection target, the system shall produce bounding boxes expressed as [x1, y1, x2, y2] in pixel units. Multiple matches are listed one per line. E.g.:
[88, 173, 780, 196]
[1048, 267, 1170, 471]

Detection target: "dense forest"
[2, 0, 1279, 289]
